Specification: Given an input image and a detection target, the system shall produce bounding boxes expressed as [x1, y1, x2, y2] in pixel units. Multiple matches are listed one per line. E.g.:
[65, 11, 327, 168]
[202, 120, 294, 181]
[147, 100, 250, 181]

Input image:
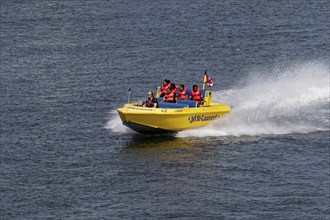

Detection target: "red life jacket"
[165, 92, 175, 102]
[178, 87, 187, 100]
[161, 84, 171, 95]
[171, 85, 178, 95]
[190, 88, 202, 104]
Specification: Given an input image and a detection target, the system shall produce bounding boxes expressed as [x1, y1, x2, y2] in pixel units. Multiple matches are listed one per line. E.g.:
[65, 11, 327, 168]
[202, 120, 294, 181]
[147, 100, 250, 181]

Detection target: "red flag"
[205, 73, 214, 87]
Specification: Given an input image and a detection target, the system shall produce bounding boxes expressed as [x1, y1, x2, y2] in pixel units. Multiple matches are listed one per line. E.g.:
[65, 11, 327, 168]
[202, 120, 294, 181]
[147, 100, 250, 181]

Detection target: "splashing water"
[178, 61, 330, 137]
[104, 111, 135, 134]
[106, 61, 329, 137]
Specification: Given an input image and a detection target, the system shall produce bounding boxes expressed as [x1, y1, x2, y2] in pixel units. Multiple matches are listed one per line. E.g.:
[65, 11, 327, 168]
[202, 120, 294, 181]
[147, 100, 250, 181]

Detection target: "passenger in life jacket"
[178, 84, 188, 100]
[189, 84, 202, 104]
[143, 90, 158, 108]
[170, 83, 178, 95]
[160, 79, 171, 97]
[163, 88, 176, 103]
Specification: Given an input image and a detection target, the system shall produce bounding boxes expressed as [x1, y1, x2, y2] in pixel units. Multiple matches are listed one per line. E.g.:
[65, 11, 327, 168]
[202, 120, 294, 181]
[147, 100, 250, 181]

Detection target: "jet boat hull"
[117, 103, 230, 134]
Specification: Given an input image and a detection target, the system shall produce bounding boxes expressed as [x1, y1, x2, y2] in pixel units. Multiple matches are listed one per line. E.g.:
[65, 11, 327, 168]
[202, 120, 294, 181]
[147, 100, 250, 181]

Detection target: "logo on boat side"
[188, 115, 218, 123]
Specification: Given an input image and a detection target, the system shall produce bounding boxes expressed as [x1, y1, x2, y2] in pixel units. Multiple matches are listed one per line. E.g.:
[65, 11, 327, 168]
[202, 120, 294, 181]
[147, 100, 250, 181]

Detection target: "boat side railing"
[178, 100, 198, 107]
[158, 102, 189, 109]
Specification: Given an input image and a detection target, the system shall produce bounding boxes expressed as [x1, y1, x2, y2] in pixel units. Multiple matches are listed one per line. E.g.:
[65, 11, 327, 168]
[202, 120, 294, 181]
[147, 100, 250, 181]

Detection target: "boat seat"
[158, 102, 188, 108]
[157, 98, 197, 108]
[178, 100, 198, 108]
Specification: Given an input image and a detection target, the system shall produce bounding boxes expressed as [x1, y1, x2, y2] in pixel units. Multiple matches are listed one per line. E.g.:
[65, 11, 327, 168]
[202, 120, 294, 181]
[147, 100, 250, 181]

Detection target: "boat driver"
[143, 90, 158, 108]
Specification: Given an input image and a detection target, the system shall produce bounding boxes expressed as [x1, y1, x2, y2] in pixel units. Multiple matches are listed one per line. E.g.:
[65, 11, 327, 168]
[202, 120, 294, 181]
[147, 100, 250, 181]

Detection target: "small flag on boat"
[205, 71, 214, 87]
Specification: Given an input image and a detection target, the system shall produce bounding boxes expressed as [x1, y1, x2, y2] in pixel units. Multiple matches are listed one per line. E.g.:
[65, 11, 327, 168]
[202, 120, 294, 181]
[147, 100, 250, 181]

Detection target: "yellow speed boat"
[117, 90, 231, 134]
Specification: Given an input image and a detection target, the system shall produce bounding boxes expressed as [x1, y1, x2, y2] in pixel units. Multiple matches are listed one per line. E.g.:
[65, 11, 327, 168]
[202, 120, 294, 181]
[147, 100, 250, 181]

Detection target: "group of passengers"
[143, 79, 203, 108]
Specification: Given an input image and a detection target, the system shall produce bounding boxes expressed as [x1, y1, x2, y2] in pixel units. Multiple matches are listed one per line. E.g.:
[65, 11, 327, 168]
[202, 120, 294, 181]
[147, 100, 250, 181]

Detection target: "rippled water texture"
[1, 0, 329, 219]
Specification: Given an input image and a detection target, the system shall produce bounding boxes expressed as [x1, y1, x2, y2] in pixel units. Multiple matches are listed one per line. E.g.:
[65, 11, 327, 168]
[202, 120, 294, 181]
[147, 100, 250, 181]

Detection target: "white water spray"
[106, 61, 329, 137]
[178, 61, 330, 137]
[104, 110, 135, 134]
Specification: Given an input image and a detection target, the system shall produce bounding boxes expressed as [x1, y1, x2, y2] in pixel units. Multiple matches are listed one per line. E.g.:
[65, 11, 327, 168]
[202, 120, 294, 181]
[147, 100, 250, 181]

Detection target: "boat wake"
[178, 60, 330, 137]
[106, 60, 329, 137]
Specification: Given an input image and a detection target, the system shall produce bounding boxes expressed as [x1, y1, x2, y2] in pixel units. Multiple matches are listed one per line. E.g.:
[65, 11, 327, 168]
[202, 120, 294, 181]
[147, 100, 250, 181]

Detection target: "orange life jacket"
[178, 87, 187, 100]
[161, 84, 171, 95]
[190, 88, 202, 104]
[172, 85, 179, 95]
[165, 92, 175, 102]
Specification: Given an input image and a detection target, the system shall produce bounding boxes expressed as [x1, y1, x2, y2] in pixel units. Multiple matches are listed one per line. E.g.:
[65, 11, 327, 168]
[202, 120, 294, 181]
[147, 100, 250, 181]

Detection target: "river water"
[1, 0, 329, 219]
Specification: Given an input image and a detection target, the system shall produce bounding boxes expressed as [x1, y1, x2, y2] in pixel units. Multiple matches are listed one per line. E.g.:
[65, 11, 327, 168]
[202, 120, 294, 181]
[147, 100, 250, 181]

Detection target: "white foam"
[104, 110, 135, 134]
[178, 60, 330, 137]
